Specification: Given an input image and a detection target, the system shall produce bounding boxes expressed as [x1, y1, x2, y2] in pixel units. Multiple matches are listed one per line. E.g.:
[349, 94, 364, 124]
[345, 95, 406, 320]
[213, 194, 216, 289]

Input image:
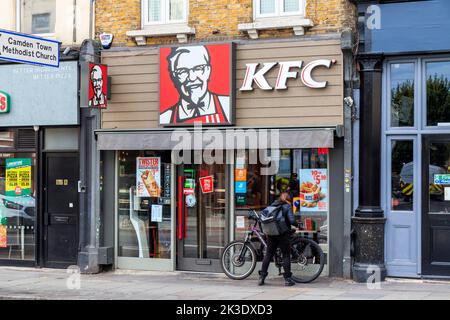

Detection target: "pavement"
[0, 266, 449, 300]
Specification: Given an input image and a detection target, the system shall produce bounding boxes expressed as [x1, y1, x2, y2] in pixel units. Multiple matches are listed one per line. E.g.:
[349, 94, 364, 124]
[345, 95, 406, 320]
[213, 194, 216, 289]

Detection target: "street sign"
[0, 29, 60, 68]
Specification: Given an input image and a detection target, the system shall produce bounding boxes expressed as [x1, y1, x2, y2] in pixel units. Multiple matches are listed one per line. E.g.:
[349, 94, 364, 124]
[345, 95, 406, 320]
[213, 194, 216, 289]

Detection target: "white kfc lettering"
[275, 61, 303, 90]
[301, 59, 335, 88]
[240, 62, 278, 91]
[240, 59, 336, 91]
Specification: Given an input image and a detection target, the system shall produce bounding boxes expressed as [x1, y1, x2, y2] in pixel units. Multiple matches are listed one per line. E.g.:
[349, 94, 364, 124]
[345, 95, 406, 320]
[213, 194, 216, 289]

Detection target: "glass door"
[177, 161, 228, 272]
[422, 136, 450, 276]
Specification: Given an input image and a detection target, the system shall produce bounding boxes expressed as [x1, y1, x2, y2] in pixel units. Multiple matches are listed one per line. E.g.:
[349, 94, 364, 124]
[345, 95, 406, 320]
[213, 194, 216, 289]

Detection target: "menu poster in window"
[136, 157, 161, 197]
[0, 225, 6, 248]
[151, 204, 163, 223]
[199, 175, 214, 194]
[299, 169, 328, 212]
[6, 158, 31, 197]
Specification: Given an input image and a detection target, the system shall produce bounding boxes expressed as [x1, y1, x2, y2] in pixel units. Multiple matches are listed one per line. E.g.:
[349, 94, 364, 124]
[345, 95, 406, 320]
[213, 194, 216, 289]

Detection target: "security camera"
[63, 47, 71, 55]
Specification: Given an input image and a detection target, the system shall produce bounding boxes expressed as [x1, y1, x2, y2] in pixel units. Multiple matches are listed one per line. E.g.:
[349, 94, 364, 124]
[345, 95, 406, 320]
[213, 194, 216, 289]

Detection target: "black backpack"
[259, 204, 289, 236]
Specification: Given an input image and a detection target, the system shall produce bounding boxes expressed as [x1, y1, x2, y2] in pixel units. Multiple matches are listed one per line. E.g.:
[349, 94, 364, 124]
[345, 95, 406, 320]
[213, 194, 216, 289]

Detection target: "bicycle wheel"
[290, 237, 325, 283]
[221, 241, 257, 280]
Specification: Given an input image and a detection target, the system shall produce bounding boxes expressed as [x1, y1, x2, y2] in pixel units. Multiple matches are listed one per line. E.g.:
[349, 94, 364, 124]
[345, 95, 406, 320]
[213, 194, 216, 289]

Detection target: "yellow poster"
[6, 158, 32, 196]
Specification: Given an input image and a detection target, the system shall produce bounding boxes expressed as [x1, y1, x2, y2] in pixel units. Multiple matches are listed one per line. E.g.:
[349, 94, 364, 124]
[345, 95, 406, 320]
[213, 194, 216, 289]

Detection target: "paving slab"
[0, 267, 449, 300]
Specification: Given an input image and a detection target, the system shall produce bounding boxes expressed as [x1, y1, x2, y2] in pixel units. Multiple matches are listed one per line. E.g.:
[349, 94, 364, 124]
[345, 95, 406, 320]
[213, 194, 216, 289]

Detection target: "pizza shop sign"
[240, 59, 337, 91]
[0, 91, 10, 114]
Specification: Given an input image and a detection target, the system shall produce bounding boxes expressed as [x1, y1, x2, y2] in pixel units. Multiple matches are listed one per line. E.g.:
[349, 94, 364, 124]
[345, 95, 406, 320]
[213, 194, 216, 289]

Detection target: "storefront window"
[234, 149, 329, 252]
[391, 140, 414, 211]
[426, 61, 450, 127]
[118, 151, 172, 259]
[390, 63, 415, 127]
[0, 153, 36, 261]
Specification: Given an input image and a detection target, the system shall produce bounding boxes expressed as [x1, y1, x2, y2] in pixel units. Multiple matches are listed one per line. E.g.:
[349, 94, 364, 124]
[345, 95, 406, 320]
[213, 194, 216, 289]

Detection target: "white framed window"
[17, 0, 56, 36]
[143, 0, 188, 26]
[255, 0, 305, 19]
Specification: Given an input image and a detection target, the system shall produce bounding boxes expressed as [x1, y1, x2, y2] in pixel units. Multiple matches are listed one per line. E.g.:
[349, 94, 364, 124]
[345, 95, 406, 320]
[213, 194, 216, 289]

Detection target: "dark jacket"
[270, 200, 299, 230]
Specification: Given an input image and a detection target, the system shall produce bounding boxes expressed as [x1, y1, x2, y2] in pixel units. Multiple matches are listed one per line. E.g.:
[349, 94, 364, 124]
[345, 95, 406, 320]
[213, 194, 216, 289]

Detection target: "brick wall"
[95, 0, 356, 47]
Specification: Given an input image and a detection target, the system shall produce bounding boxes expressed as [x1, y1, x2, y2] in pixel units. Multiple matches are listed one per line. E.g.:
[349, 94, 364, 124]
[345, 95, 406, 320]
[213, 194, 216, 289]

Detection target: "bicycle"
[221, 210, 325, 283]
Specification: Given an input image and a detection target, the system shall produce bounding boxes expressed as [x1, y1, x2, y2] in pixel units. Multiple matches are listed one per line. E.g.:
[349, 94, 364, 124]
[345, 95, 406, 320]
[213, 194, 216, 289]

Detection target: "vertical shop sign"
[6, 158, 31, 196]
[88, 63, 108, 109]
[235, 168, 247, 205]
[136, 157, 161, 197]
[299, 169, 328, 211]
[199, 175, 214, 194]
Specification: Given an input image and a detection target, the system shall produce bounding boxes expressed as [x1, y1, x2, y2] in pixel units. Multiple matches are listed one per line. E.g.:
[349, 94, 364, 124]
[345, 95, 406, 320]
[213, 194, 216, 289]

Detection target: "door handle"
[178, 176, 183, 240]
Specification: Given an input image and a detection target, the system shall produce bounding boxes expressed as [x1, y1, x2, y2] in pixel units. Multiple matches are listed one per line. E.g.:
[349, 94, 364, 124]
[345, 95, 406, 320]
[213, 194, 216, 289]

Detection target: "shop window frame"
[421, 56, 450, 131]
[16, 0, 57, 39]
[0, 128, 38, 266]
[114, 150, 176, 271]
[382, 55, 450, 277]
[386, 59, 419, 131]
[231, 148, 330, 275]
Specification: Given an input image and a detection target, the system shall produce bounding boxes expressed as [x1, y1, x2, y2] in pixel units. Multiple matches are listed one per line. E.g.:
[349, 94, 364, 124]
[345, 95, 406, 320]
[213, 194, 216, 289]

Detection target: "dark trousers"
[260, 233, 292, 279]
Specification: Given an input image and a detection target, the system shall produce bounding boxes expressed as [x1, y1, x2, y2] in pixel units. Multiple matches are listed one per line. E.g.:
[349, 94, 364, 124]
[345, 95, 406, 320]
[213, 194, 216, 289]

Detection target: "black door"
[422, 136, 450, 277]
[44, 153, 79, 268]
[176, 162, 228, 272]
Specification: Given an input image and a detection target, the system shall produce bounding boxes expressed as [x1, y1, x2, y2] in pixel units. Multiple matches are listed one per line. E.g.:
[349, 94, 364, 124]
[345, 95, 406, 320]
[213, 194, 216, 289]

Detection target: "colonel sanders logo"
[89, 64, 107, 108]
[160, 44, 233, 125]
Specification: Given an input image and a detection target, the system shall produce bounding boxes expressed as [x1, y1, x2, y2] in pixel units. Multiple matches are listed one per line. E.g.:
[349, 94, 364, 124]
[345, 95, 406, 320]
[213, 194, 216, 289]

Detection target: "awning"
[96, 127, 335, 150]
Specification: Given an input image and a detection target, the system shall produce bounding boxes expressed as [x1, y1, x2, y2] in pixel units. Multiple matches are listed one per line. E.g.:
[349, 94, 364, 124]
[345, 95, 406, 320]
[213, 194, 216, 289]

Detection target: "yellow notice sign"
[6, 158, 31, 196]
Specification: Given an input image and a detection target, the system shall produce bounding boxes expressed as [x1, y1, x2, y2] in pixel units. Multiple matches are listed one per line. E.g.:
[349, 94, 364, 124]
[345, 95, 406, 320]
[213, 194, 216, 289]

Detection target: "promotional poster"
[298, 169, 328, 212]
[159, 43, 233, 125]
[5, 158, 32, 197]
[136, 157, 161, 197]
[199, 175, 214, 194]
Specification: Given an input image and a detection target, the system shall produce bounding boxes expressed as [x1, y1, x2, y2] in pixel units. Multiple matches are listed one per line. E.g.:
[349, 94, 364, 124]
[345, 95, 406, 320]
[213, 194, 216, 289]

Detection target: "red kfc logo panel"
[160, 43, 233, 126]
[89, 63, 108, 109]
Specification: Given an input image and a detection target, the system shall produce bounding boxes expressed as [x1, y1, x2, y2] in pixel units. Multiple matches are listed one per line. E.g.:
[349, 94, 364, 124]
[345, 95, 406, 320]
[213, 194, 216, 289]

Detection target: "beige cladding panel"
[101, 40, 343, 129]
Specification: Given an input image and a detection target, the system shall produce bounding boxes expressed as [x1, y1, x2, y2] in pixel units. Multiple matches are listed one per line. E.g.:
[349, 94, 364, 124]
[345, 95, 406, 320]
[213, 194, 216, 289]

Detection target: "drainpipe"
[341, 29, 355, 279]
[78, 39, 102, 274]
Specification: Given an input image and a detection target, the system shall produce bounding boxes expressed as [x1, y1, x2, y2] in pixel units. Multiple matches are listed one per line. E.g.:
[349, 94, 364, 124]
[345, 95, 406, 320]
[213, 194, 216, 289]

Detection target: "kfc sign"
[240, 59, 337, 91]
[88, 63, 108, 109]
[0, 91, 10, 114]
[160, 43, 234, 126]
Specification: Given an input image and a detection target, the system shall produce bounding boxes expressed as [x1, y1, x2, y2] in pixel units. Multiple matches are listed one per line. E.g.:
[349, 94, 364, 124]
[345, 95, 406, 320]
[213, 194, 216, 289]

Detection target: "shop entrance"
[43, 153, 79, 268]
[176, 161, 229, 272]
[422, 136, 450, 277]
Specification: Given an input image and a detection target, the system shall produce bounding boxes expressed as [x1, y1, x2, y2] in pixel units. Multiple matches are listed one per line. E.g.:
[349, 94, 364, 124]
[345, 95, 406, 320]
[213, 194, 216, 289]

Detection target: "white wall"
[0, 0, 91, 45]
[0, 0, 17, 31]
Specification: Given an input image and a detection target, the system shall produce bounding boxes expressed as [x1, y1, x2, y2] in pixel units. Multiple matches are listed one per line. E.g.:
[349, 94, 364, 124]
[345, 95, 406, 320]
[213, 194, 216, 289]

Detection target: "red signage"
[88, 63, 108, 109]
[199, 175, 214, 194]
[0, 91, 10, 114]
[159, 43, 234, 126]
